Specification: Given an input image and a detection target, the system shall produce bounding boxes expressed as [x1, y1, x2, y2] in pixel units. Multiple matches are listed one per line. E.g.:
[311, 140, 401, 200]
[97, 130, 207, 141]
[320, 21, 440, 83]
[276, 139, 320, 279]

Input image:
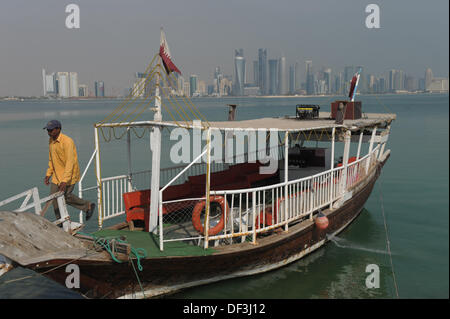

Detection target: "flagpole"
[149, 28, 163, 233]
[154, 28, 163, 122]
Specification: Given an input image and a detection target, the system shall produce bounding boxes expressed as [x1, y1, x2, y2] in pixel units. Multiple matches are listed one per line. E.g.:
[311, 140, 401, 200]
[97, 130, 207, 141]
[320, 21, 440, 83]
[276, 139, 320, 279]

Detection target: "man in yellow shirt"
[43, 120, 95, 222]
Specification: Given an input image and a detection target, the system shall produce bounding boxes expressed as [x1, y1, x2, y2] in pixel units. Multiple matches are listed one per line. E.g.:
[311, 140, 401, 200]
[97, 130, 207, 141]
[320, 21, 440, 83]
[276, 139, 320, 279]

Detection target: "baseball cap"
[43, 120, 62, 130]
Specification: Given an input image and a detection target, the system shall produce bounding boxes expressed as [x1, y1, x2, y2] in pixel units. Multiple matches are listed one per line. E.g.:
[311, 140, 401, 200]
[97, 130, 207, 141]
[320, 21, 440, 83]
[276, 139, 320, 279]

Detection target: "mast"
[148, 28, 164, 233]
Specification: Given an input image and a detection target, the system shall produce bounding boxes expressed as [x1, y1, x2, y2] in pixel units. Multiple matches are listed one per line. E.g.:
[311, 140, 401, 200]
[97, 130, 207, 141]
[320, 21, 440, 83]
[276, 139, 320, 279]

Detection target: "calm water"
[0, 94, 448, 299]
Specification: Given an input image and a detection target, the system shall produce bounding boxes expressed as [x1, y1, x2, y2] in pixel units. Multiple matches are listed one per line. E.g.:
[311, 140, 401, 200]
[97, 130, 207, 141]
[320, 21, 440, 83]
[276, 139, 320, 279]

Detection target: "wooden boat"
[0, 30, 396, 299]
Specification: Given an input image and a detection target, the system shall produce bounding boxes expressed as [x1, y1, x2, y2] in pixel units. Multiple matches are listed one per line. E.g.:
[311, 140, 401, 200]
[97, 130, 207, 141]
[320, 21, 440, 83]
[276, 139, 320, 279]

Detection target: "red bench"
[123, 182, 192, 231]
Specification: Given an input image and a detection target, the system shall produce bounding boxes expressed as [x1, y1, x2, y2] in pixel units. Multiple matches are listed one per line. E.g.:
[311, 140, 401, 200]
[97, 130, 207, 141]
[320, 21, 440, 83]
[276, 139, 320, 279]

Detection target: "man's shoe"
[86, 203, 95, 221]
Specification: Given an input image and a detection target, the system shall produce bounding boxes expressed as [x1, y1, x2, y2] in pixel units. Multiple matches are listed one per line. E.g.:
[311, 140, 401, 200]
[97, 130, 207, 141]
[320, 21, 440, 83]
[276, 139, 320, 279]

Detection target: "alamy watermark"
[65, 264, 80, 289]
[166, 120, 279, 175]
[365, 264, 380, 289]
[65, 4, 80, 29]
[365, 4, 380, 29]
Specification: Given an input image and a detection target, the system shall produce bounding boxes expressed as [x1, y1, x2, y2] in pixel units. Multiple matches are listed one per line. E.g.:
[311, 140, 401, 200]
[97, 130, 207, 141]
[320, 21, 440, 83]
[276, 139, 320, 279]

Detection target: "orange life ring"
[192, 196, 228, 236]
[258, 192, 303, 228]
[257, 206, 278, 228]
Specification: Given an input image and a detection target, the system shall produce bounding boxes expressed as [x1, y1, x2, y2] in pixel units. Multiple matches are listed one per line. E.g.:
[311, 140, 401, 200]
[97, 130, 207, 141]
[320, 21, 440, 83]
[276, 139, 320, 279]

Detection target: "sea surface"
[0, 94, 448, 299]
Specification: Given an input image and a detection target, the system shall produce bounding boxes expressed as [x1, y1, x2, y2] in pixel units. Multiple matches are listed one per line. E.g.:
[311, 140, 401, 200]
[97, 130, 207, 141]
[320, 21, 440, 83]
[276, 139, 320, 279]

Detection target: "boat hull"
[31, 157, 387, 299]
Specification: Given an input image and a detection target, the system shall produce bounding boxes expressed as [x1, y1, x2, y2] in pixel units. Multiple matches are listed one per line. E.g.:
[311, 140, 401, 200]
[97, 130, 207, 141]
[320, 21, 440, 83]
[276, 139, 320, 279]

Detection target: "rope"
[78, 232, 147, 271]
[158, 80, 192, 126]
[98, 54, 159, 125]
[105, 67, 159, 124]
[378, 176, 400, 298]
[128, 254, 146, 298]
[0, 248, 94, 286]
[167, 72, 211, 127]
[0, 232, 147, 300]
[373, 94, 394, 114]
[159, 73, 192, 122]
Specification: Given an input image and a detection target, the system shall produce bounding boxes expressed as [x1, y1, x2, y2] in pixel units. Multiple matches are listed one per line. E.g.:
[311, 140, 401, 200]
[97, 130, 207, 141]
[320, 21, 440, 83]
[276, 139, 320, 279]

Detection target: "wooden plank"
[0, 211, 88, 266]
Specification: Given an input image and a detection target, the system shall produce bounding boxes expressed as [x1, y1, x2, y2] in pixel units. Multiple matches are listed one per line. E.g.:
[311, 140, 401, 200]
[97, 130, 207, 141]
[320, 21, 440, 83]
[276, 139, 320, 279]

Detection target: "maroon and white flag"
[348, 68, 361, 101]
[159, 28, 181, 75]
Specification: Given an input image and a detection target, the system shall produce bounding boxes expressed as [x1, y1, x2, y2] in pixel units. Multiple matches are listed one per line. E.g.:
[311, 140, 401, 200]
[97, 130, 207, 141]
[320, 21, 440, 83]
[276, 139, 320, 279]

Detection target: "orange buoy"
[315, 212, 329, 230]
[192, 196, 228, 236]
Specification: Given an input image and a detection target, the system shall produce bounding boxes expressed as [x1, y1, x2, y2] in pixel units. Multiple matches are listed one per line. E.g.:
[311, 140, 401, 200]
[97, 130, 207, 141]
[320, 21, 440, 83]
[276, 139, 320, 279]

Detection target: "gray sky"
[0, 0, 448, 96]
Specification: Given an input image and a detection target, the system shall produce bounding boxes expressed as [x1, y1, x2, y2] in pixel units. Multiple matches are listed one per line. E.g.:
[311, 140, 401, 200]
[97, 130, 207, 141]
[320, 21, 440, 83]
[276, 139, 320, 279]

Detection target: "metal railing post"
[284, 131, 289, 231]
[94, 126, 103, 228]
[366, 126, 377, 174]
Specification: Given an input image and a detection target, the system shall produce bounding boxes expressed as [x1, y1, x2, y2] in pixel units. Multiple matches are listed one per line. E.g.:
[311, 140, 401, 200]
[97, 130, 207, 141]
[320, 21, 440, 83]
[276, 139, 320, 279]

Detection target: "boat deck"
[92, 229, 216, 258]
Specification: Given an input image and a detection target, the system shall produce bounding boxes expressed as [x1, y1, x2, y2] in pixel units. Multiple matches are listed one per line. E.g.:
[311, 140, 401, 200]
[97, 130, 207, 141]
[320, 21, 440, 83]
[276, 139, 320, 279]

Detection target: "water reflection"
[170, 209, 394, 299]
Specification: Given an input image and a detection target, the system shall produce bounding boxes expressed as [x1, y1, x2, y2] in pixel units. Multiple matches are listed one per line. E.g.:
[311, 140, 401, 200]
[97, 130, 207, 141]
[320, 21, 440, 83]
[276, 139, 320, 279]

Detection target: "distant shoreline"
[0, 91, 448, 102]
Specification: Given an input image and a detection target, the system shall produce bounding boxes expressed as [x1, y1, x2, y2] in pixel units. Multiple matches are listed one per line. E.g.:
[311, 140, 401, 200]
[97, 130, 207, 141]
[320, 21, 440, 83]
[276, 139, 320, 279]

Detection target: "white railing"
[207, 165, 345, 244]
[78, 143, 286, 227]
[100, 174, 131, 221]
[83, 142, 379, 236]
[157, 144, 381, 250]
[0, 187, 82, 233]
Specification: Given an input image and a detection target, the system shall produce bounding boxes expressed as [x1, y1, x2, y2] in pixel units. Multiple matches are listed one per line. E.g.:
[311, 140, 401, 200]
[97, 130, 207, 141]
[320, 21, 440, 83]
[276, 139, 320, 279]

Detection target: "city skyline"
[38, 62, 448, 99]
[0, 0, 448, 96]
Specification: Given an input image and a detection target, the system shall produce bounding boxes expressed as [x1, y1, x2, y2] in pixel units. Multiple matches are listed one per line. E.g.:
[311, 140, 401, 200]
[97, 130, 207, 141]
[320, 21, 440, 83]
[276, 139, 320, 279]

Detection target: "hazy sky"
[0, 0, 448, 96]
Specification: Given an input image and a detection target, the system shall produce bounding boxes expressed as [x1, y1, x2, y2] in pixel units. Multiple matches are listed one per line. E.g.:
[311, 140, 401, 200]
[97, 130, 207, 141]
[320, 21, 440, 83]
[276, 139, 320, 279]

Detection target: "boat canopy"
[95, 112, 396, 132]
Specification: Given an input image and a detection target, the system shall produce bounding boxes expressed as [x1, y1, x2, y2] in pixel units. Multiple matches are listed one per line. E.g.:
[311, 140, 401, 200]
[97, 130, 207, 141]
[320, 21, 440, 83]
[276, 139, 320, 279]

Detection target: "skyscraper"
[233, 49, 245, 96]
[258, 49, 267, 95]
[388, 70, 396, 92]
[425, 68, 433, 90]
[379, 77, 386, 93]
[95, 81, 105, 97]
[253, 60, 259, 86]
[177, 75, 185, 96]
[268, 59, 278, 95]
[294, 61, 301, 92]
[278, 56, 288, 95]
[69, 72, 79, 97]
[57, 72, 70, 97]
[214, 66, 223, 96]
[404, 75, 416, 92]
[289, 65, 296, 95]
[42, 68, 47, 96]
[334, 72, 343, 95]
[388, 69, 404, 91]
[305, 60, 314, 95]
[189, 74, 198, 97]
[42, 69, 56, 96]
[393, 69, 404, 91]
[323, 68, 332, 94]
[78, 84, 88, 97]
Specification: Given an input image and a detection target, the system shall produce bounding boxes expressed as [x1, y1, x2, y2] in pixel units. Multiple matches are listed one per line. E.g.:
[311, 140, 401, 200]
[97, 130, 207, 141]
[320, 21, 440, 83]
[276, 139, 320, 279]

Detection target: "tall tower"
[258, 49, 267, 95]
[57, 72, 70, 97]
[393, 69, 404, 91]
[388, 70, 395, 92]
[234, 49, 245, 96]
[95, 81, 105, 97]
[305, 60, 314, 95]
[289, 65, 295, 95]
[294, 61, 301, 92]
[189, 74, 198, 97]
[278, 56, 287, 95]
[425, 68, 433, 90]
[42, 68, 47, 96]
[323, 68, 332, 94]
[268, 59, 278, 95]
[253, 60, 259, 86]
[69, 72, 79, 97]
